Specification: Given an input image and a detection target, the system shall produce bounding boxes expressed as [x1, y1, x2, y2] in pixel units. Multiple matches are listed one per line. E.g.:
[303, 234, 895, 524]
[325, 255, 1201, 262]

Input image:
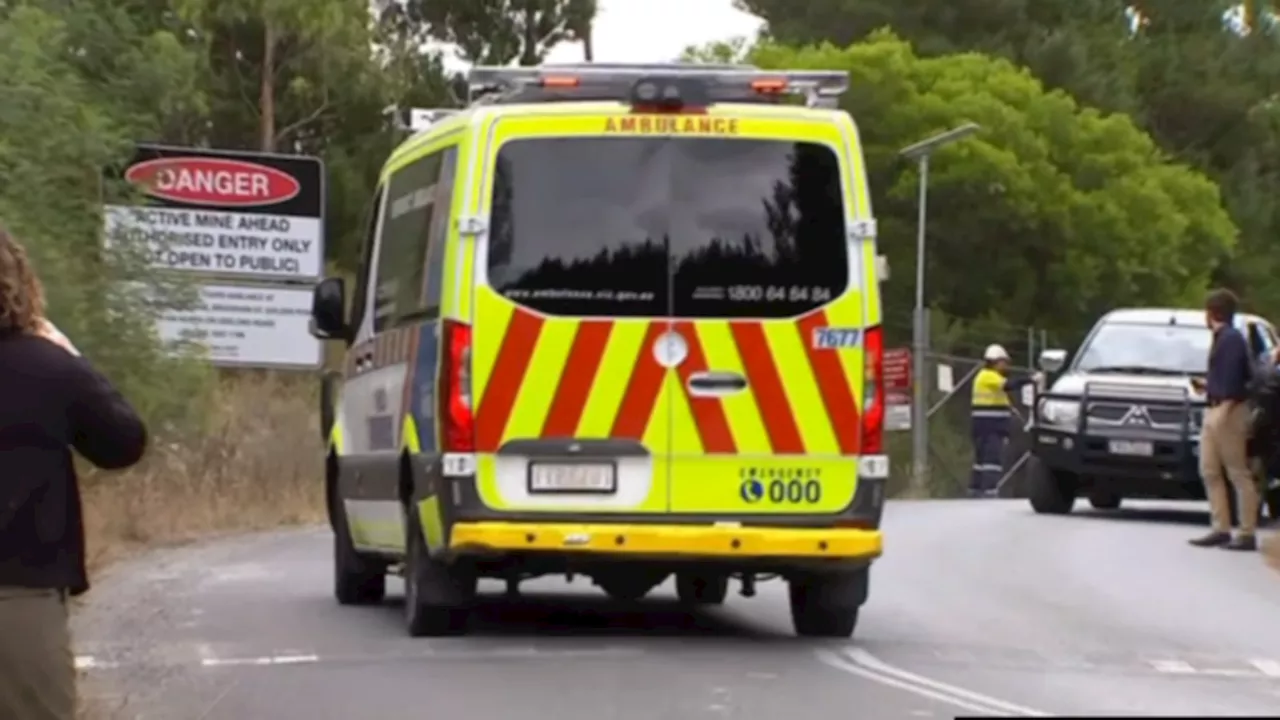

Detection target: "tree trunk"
[520, 4, 538, 65]
[259, 21, 277, 152]
[582, 22, 593, 62]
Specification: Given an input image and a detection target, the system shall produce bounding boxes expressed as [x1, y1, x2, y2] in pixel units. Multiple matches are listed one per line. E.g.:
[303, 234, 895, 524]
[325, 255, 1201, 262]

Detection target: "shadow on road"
[1074, 504, 1276, 529]
[366, 591, 793, 641]
[1074, 506, 1210, 527]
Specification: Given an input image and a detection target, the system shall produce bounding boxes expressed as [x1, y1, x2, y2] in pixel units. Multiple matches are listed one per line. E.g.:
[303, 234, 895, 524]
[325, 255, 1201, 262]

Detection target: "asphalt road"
[73, 500, 1280, 719]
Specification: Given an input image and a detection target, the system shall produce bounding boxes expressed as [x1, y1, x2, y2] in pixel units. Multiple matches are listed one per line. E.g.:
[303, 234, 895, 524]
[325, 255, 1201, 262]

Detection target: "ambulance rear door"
[468, 111, 674, 517]
[661, 111, 872, 517]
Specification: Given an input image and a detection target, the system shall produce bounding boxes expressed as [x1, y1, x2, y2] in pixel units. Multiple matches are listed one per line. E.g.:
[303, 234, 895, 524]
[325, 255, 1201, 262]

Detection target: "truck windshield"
[1074, 322, 1211, 375]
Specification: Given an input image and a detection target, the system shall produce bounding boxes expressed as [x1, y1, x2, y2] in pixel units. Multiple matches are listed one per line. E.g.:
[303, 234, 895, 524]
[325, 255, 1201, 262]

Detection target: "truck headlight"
[1039, 399, 1080, 427]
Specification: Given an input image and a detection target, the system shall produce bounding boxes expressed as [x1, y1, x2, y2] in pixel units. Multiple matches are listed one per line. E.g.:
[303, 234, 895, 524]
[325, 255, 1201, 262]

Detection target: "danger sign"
[125, 157, 301, 208]
[103, 144, 324, 281]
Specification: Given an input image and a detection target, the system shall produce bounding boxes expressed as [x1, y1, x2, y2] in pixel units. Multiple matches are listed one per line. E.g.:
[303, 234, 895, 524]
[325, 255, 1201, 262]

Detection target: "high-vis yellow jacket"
[971, 367, 1011, 418]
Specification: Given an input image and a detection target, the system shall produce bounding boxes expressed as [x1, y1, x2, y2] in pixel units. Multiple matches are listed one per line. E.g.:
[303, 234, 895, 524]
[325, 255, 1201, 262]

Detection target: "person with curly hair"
[0, 227, 148, 719]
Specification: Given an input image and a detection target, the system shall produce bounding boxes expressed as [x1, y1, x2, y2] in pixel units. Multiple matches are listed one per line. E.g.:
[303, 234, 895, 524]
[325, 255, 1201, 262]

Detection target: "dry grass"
[75, 372, 325, 719]
[80, 371, 325, 574]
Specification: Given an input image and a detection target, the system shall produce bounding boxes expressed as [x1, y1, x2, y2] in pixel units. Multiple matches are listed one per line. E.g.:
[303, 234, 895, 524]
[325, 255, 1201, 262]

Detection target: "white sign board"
[104, 206, 322, 280]
[936, 363, 954, 393]
[104, 146, 325, 281]
[157, 283, 321, 368]
[885, 403, 911, 431]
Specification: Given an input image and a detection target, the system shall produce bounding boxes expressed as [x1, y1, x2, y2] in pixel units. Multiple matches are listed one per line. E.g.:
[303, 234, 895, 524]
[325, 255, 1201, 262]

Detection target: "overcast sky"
[436, 2, 1267, 71]
[547, 0, 762, 63]
[438, 0, 763, 71]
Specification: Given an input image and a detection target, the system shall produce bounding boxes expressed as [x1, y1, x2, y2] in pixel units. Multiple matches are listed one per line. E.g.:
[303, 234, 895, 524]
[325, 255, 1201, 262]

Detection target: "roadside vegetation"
[79, 374, 324, 573]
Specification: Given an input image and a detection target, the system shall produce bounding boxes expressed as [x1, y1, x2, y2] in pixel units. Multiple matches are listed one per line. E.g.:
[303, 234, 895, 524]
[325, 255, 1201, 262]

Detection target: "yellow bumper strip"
[448, 522, 882, 560]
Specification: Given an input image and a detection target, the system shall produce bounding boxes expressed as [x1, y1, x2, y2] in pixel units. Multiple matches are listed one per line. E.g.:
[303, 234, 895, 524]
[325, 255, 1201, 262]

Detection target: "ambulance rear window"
[487, 136, 849, 318]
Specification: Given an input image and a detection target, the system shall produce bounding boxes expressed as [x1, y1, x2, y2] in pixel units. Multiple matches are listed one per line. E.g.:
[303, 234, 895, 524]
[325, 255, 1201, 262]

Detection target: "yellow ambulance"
[309, 63, 889, 638]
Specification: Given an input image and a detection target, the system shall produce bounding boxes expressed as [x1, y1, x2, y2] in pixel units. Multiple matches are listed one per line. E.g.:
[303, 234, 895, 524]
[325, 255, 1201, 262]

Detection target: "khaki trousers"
[1200, 401, 1261, 535]
[0, 587, 75, 720]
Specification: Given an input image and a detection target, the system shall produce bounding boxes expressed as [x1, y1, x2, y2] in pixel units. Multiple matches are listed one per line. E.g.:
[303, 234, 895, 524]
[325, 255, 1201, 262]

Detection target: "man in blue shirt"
[1189, 289, 1261, 551]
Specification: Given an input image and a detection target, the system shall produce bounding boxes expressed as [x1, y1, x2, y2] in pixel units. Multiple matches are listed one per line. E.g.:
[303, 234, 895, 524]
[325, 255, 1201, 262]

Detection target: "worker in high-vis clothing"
[969, 344, 1035, 498]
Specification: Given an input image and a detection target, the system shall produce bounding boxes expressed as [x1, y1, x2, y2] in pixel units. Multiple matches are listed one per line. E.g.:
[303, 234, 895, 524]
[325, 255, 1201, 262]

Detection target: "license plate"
[528, 463, 616, 493]
[1108, 440, 1153, 456]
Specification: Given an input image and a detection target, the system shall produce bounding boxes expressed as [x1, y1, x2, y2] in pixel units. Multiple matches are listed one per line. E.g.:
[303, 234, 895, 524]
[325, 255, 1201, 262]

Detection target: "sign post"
[104, 144, 324, 370]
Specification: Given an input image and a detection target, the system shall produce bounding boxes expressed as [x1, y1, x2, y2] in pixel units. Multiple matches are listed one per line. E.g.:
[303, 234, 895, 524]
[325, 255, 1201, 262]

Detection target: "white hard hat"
[983, 344, 1010, 361]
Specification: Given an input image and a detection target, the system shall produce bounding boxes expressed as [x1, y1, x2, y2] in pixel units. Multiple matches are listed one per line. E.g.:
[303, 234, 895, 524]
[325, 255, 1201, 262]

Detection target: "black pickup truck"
[1026, 307, 1280, 522]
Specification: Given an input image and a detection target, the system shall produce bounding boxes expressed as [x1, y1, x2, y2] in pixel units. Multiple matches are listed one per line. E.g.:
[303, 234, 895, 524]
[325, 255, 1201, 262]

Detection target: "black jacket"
[0, 331, 147, 595]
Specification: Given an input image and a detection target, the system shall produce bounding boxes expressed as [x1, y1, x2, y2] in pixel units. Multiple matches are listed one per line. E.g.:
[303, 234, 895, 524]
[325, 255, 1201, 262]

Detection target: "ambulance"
[309, 62, 889, 638]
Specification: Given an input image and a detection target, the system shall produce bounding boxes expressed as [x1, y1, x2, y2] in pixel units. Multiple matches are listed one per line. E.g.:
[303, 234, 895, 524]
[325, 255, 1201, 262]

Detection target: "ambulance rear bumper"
[447, 521, 883, 562]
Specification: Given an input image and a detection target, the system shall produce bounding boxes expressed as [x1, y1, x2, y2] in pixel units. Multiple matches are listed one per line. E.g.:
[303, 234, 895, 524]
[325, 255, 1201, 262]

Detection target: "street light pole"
[911, 153, 930, 489]
[898, 122, 980, 488]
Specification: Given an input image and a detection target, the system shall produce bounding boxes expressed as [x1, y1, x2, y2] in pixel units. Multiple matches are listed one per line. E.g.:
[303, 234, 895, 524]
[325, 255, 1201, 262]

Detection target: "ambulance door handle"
[687, 371, 747, 397]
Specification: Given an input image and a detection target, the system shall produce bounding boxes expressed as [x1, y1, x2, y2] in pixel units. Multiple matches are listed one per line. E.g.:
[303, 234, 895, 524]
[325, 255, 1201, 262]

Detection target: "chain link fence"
[882, 311, 1054, 499]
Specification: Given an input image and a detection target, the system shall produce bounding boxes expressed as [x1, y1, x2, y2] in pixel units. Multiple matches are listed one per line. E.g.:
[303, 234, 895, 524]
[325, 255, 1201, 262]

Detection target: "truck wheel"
[1028, 458, 1076, 515]
[596, 571, 667, 602]
[675, 573, 729, 605]
[403, 518, 474, 637]
[1088, 491, 1122, 510]
[332, 502, 385, 606]
[787, 568, 869, 638]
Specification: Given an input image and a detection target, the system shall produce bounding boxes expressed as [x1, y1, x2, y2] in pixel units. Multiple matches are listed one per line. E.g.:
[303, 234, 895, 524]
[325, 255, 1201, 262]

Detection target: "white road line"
[1150, 658, 1280, 679]
[200, 654, 320, 668]
[74, 646, 646, 672]
[845, 648, 1052, 717]
[1149, 659, 1197, 674]
[816, 648, 1050, 717]
[1250, 659, 1280, 678]
[190, 646, 641, 670]
[74, 656, 118, 670]
[1196, 668, 1265, 678]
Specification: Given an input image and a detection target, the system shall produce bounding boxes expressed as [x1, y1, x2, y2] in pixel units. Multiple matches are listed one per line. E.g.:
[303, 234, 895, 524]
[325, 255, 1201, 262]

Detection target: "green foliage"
[735, 34, 1235, 339]
[0, 0, 598, 437]
[736, 0, 1280, 328]
[386, 0, 597, 65]
[0, 4, 211, 430]
[681, 36, 755, 64]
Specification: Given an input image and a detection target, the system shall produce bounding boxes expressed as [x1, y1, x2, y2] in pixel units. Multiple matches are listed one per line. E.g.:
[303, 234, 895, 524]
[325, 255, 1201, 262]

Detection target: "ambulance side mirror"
[311, 277, 349, 342]
[1039, 348, 1067, 373]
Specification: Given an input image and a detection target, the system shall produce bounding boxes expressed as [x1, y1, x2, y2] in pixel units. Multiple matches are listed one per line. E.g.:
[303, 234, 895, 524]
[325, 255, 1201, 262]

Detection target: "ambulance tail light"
[537, 75, 580, 88]
[750, 78, 787, 94]
[440, 320, 474, 452]
[862, 326, 884, 455]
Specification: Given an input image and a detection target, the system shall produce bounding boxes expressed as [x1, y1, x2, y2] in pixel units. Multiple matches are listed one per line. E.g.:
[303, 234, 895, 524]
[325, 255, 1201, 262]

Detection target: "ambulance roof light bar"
[466, 63, 850, 108]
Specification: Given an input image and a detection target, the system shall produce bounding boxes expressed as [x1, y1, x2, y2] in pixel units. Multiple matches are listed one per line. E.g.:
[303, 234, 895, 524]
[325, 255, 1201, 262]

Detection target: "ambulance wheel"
[788, 568, 868, 638]
[1028, 458, 1076, 515]
[1088, 491, 1122, 511]
[675, 573, 729, 605]
[332, 504, 385, 606]
[404, 520, 474, 637]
